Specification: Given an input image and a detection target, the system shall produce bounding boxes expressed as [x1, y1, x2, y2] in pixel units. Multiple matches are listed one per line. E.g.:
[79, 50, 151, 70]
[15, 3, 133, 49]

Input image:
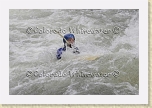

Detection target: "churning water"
[9, 9, 139, 95]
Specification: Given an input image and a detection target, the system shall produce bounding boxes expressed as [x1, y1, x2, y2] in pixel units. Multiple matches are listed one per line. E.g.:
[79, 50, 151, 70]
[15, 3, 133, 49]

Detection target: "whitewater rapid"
[9, 9, 139, 95]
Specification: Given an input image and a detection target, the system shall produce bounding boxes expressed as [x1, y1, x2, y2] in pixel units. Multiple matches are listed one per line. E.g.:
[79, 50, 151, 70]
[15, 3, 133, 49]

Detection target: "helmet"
[63, 34, 75, 43]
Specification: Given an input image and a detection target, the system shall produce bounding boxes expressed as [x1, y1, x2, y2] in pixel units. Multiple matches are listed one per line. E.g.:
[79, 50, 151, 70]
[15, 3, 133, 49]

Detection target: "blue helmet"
[63, 34, 75, 44]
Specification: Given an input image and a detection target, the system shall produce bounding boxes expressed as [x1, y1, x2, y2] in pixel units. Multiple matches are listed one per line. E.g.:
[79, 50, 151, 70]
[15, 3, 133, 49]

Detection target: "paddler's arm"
[56, 48, 63, 59]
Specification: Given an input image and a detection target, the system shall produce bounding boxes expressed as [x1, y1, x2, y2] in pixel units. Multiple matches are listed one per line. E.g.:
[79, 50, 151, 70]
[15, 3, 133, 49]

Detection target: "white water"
[9, 9, 139, 95]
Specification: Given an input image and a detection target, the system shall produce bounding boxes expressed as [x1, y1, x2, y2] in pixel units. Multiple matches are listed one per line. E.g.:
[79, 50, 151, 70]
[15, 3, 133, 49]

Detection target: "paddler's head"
[63, 34, 75, 48]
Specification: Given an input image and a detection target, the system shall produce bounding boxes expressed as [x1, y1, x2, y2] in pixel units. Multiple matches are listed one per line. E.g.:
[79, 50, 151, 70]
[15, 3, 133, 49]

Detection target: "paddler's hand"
[73, 47, 80, 54]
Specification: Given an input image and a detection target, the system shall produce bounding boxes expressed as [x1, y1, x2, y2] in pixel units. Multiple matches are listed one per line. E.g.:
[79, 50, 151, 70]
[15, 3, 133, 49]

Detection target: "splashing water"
[9, 9, 139, 95]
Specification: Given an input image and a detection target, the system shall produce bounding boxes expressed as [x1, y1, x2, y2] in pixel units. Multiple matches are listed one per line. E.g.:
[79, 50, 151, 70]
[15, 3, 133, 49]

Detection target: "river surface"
[9, 9, 139, 95]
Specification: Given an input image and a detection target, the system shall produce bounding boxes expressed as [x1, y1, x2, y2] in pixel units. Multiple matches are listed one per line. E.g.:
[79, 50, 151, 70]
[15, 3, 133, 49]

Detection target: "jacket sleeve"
[56, 48, 63, 59]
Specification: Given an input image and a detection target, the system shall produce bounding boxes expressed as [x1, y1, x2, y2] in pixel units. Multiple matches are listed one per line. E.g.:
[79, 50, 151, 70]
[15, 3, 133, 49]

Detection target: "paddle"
[54, 30, 70, 44]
